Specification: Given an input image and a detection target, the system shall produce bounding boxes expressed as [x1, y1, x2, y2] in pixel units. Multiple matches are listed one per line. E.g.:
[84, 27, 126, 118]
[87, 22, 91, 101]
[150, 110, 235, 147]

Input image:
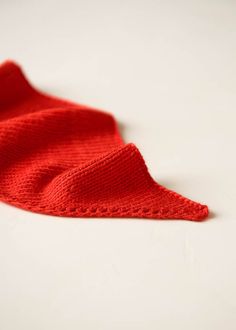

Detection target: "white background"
[0, 0, 236, 329]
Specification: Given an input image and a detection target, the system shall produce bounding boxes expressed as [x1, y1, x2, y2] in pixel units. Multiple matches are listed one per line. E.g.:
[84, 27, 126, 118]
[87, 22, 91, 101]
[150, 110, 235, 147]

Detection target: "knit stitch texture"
[0, 60, 208, 221]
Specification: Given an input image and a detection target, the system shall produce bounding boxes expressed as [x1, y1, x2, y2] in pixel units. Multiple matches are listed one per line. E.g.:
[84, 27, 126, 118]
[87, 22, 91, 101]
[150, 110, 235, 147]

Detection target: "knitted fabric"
[0, 60, 208, 221]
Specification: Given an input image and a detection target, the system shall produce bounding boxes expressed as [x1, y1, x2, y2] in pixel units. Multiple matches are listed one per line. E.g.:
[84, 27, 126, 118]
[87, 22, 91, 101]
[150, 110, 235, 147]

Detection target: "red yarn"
[0, 60, 208, 221]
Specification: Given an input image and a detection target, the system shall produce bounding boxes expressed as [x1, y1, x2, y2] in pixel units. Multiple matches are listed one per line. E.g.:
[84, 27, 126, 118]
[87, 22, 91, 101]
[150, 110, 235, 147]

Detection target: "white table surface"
[1, 1, 236, 329]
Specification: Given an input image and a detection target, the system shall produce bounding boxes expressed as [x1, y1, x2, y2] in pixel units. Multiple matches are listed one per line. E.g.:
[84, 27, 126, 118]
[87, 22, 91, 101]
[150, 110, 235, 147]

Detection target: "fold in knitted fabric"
[0, 60, 208, 221]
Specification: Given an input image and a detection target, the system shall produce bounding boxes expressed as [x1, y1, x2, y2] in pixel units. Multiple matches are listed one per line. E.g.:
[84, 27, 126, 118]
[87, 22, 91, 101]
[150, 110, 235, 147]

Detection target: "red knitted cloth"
[0, 60, 208, 221]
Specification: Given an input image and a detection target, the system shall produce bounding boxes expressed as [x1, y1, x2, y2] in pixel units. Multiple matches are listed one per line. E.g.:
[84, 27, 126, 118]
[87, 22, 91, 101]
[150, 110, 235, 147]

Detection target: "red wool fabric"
[0, 60, 208, 221]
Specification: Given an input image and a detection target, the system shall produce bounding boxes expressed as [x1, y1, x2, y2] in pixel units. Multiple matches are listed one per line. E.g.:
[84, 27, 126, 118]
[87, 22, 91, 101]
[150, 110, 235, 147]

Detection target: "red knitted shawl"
[0, 61, 208, 221]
